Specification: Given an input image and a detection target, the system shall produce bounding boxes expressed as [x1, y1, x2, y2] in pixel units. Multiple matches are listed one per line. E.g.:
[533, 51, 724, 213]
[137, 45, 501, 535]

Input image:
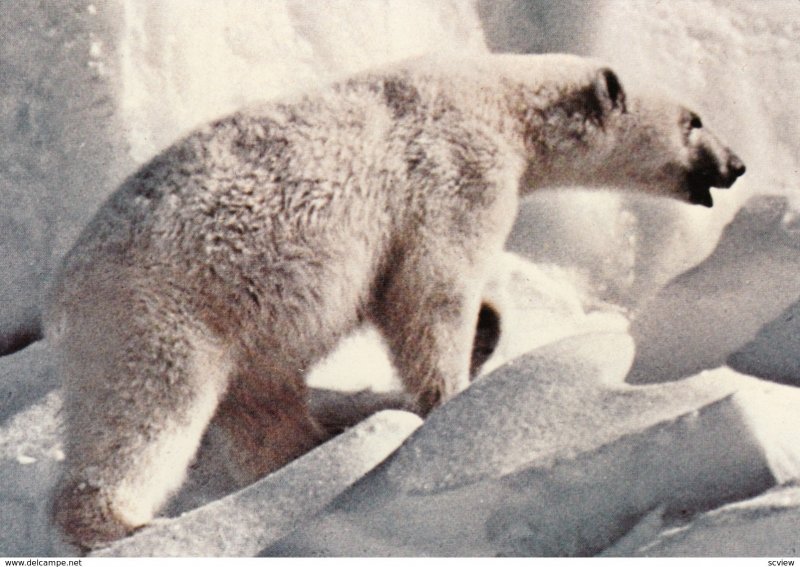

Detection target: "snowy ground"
[2, 0, 800, 558]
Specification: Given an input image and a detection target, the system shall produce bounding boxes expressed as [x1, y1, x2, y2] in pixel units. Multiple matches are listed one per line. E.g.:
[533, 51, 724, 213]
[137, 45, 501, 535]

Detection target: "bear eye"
[689, 113, 702, 129]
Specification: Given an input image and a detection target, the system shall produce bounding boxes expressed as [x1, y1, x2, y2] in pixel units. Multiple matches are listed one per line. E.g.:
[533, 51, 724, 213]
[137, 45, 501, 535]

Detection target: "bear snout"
[692, 142, 746, 190]
[728, 153, 746, 180]
[685, 148, 746, 207]
[714, 151, 746, 189]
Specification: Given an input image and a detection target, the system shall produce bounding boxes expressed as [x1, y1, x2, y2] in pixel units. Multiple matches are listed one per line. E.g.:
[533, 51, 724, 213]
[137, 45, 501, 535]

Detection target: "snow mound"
[266, 340, 800, 557]
[611, 485, 800, 557]
[480, 253, 629, 375]
[729, 299, 800, 386]
[0, 340, 58, 425]
[0, 390, 63, 556]
[369, 332, 640, 495]
[628, 195, 800, 384]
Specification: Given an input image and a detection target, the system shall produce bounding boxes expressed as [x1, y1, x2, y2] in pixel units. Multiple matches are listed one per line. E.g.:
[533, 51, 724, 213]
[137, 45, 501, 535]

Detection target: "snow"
[118, 0, 487, 163]
[0, 392, 62, 556]
[622, 486, 800, 557]
[628, 195, 800, 384]
[265, 344, 800, 557]
[2, 0, 800, 559]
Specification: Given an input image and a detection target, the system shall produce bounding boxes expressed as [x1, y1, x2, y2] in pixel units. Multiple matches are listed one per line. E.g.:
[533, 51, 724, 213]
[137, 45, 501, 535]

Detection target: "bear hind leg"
[51, 304, 231, 550]
[210, 349, 328, 489]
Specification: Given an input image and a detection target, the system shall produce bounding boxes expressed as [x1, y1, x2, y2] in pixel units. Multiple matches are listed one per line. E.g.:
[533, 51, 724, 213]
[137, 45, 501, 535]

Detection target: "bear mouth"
[686, 172, 715, 208]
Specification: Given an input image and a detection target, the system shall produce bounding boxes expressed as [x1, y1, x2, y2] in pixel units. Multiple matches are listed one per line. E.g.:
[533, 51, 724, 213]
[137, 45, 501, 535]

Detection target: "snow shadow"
[628, 196, 800, 385]
[476, 0, 598, 55]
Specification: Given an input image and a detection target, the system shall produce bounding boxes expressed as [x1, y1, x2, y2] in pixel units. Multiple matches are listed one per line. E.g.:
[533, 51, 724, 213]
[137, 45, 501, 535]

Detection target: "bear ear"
[594, 68, 626, 114]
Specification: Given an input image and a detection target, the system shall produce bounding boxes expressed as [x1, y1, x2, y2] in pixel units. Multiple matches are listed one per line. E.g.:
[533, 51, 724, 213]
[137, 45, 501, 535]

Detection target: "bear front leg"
[371, 254, 484, 415]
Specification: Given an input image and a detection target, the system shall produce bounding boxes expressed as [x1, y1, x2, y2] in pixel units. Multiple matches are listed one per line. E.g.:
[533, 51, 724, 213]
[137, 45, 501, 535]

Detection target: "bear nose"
[729, 153, 746, 178]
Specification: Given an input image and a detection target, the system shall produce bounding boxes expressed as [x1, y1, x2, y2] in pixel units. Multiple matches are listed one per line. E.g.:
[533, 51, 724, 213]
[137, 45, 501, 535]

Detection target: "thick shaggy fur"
[46, 54, 745, 548]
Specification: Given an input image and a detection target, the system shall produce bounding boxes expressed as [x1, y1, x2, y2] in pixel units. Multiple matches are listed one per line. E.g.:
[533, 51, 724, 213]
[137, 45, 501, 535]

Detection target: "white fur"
[113, 331, 231, 526]
[46, 53, 744, 548]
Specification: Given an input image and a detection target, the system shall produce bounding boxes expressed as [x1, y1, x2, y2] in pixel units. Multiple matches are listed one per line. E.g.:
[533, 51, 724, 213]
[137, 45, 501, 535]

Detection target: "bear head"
[512, 56, 746, 207]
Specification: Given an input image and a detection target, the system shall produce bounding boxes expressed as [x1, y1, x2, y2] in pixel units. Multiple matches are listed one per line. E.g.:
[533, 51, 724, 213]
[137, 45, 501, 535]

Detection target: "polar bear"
[46, 53, 745, 548]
